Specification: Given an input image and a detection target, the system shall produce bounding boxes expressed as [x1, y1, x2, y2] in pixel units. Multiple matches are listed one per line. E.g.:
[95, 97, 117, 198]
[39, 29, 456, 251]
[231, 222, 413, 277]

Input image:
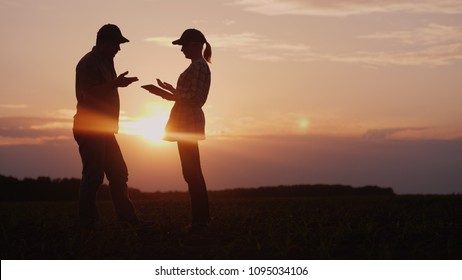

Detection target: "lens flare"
[119, 104, 170, 143]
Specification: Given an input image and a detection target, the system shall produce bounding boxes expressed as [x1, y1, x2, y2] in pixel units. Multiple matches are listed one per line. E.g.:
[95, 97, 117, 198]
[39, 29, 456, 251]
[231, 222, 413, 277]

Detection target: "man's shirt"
[74, 47, 120, 134]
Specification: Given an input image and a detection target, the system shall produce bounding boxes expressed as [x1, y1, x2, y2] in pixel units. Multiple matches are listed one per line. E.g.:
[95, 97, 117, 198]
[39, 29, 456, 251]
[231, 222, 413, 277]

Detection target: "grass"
[1, 195, 461, 259]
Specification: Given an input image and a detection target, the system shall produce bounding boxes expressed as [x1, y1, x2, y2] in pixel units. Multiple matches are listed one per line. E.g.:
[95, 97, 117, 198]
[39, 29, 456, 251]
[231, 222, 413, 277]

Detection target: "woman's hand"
[141, 84, 176, 101]
[156, 79, 176, 93]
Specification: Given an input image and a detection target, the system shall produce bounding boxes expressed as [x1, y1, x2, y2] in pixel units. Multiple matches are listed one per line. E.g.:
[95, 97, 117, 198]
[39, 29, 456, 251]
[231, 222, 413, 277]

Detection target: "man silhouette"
[73, 24, 139, 229]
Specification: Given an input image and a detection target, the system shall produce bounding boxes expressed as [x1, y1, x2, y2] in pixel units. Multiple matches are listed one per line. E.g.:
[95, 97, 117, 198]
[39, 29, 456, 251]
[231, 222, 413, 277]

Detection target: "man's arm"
[85, 71, 138, 96]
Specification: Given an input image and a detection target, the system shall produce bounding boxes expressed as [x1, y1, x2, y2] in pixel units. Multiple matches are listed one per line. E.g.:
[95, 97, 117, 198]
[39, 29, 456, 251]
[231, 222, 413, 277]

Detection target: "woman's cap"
[97, 24, 129, 44]
[172, 29, 206, 45]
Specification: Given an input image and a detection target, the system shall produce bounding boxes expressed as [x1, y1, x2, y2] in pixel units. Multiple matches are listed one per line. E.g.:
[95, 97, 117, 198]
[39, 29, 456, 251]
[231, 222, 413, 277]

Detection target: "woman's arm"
[141, 83, 177, 101]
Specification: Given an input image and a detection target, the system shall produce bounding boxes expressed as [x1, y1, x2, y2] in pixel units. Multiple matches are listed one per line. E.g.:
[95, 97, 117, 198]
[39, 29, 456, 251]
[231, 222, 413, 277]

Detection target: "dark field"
[1, 195, 461, 259]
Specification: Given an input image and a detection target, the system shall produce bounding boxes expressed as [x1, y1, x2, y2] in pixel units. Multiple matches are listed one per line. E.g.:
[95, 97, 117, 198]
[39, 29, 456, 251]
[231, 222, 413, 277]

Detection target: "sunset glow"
[1, 0, 461, 194]
[120, 104, 170, 144]
[120, 116, 166, 143]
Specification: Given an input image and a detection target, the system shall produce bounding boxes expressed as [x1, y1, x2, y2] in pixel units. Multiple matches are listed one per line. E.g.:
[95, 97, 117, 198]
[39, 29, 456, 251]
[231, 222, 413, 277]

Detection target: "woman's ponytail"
[204, 41, 212, 63]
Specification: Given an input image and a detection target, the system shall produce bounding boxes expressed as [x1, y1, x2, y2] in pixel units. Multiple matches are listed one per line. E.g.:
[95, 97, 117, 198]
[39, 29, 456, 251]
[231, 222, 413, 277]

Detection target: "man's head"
[96, 24, 129, 45]
[96, 24, 129, 58]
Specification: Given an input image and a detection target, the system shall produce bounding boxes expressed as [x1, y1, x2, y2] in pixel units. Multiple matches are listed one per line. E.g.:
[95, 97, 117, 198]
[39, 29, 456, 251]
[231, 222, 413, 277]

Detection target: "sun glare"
[120, 104, 170, 143]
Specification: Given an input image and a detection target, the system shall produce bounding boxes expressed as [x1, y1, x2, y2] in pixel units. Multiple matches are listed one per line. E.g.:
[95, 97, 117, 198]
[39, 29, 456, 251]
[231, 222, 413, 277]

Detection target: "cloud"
[309, 24, 462, 66]
[146, 32, 311, 62]
[147, 32, 269, 49]
[363, 127, 427, 140]
[210, 33, 310, 52]
[208, 109, 460, 140]
[207, 111, 313, 137]
[146, 27, 462, 66]
[228, 0, 462, 17]
[240, 53, 285, 62]
[0, 104, 28, 109]
[320, 43, 462, 66]
[144, 36, 173, 46]
[0, 116, 72, 146]
[359, 24, 462, 46]
[210, 32, 266, 49]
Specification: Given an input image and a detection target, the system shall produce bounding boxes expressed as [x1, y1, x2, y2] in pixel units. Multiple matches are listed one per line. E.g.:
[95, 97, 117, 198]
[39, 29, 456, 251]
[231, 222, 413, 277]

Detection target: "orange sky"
[1, 0, 461, 194]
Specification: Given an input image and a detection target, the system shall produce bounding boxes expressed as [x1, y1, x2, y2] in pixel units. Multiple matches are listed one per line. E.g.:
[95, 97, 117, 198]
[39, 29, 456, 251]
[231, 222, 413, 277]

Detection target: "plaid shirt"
[164, 59, 211, 141]
[73, 47, 120, 134]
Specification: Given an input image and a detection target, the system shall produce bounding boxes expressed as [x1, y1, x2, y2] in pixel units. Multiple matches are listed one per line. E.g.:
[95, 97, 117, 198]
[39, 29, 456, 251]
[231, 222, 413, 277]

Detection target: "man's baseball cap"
[172, 28, 206, 45]
[97, 24, 129, 44]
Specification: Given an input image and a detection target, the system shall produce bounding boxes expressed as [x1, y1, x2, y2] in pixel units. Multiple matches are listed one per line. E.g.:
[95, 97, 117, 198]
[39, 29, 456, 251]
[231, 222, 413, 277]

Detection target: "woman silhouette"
[143, 29, 212, 232]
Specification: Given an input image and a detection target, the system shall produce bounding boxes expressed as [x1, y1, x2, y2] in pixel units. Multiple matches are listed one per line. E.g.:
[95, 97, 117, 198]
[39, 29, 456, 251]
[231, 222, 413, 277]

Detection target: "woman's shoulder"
[181, 60, 210, 80]
[190, 59, 210, 73]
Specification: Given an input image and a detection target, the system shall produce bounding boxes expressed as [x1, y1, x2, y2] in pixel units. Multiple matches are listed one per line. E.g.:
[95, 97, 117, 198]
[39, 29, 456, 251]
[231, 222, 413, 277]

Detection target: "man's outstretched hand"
[115, 71, 138, 87]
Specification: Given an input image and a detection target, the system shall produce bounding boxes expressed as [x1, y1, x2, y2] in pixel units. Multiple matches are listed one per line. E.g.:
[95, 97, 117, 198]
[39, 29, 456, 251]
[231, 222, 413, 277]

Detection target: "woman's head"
[172, 28, 212, 63]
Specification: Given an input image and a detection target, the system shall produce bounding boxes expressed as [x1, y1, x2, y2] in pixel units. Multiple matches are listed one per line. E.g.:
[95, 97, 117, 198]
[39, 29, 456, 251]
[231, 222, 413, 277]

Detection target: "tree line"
[1, 174, 395, 202]
[0, 175, 143, 201]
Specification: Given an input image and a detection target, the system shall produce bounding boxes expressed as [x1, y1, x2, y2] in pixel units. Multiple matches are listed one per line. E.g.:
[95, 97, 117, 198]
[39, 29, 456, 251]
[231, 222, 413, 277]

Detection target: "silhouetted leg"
[75, 133, 105, 229]
[178, 141, 209, 226]
[104, 134, 138, 224]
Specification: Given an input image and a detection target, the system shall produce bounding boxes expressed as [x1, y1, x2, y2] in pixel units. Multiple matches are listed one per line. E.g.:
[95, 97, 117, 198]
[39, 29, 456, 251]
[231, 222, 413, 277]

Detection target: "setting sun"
[120, 104, 171, 143]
